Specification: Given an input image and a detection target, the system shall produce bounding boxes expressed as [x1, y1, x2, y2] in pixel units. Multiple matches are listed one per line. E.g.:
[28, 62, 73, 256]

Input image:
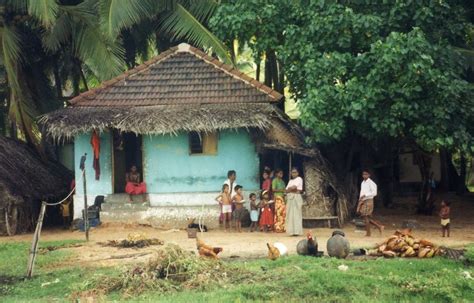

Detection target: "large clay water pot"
[326, 230, 350, 259]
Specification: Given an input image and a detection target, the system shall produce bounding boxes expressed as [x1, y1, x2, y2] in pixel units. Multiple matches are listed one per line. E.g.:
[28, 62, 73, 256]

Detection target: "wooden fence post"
[25, 201, 47, 278]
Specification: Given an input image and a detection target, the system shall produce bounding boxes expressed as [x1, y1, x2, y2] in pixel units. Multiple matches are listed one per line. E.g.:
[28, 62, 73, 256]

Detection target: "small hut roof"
[42, 43, 285, 139]
[0, 136, 70, 201]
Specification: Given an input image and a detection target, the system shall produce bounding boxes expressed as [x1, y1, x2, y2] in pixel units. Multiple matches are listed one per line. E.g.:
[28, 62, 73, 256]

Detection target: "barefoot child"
[249, 193, 259, 232]
[439, 200, 450, 237]
[233, 185, 245, 232]
[216, 184, 232, 232]
[259, 190, 274, 232]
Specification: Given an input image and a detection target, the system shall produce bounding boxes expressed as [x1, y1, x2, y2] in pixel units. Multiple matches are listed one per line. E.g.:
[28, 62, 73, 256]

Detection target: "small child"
[233, 185, 245, 233]
[60, 199, 72, 229]
[249, 193, 259, 232]
[216, 184, 232, 232]
[439, 200, 450, 237]
[259, 190, 274, 232]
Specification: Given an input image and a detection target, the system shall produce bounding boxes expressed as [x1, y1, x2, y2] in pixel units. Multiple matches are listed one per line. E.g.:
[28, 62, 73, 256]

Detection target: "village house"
[42, 44, 347, 228]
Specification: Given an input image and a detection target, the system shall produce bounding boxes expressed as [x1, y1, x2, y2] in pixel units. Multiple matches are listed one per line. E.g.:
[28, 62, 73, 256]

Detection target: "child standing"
[249, 193, 259, 232]
[216, 184, 232, 232]
[259, 190, 274, 232]
[233, 185, 245, 233]
[439, 200, 451, 237]
[60, 199, 72, 229]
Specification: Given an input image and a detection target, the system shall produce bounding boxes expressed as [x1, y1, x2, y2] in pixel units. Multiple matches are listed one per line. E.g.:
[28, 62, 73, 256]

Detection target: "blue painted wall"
[143, 130, 259, 193]
[74, 131, 113, 195]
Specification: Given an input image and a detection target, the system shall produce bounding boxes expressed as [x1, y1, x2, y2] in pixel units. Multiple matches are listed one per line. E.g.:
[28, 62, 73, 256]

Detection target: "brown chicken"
[267, 243, 280, 260]
[196, 238, 223, 259]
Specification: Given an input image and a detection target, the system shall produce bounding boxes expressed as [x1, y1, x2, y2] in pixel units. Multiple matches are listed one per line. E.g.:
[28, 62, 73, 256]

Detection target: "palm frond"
[187, 0, 219, 23]
[99, 0, 171, 38]
[6, 0, 27, 13]
[41, 13, 72, 52]
[27, 0, 59, 28]
[71, 23, 125, 80]
[160, 4, 231, 64]
[456, 47, 474, 70]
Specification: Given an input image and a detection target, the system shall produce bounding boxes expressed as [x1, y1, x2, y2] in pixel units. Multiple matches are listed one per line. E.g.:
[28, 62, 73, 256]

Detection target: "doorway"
[113, 131, 143, 193]
[259, 150, 305, 186]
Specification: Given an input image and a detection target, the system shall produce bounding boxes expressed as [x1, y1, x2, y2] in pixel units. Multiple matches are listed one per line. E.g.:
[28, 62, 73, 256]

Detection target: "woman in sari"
[285, 168, 304, 236]
[272, 169, 286, 233]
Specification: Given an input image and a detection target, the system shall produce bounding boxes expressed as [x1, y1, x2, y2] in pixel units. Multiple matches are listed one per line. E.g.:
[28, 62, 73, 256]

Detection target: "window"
[189, 131, 218, 155]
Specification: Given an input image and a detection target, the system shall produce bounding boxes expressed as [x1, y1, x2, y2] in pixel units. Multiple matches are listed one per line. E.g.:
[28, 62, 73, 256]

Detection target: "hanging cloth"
[90, 130, 101, 180]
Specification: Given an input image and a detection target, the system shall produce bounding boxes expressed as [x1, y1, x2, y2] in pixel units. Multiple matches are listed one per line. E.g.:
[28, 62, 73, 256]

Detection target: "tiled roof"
[70, 43, 283, 107]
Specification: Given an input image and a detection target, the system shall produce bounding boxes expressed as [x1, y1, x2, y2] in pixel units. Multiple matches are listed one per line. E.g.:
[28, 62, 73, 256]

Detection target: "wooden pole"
[83, 168, 89, 241]
[289, 152, 292, 177]
[26, 201, 46, 278]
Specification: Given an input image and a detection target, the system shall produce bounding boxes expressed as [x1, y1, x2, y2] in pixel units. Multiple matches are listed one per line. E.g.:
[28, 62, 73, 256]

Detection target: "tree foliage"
[212, 0, 474, 154]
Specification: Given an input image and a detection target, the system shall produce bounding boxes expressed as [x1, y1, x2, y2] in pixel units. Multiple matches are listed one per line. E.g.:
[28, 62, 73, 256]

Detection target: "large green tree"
[212, 0, 474, 210]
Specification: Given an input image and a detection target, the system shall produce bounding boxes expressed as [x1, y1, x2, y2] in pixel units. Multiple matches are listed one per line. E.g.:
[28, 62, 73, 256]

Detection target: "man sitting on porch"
[125, 165, 147, 202]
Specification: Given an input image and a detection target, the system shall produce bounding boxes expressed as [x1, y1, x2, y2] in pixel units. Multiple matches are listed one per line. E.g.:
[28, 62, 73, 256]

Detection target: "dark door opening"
[113, 131, 143, 193]
[259, 150, 305, 186]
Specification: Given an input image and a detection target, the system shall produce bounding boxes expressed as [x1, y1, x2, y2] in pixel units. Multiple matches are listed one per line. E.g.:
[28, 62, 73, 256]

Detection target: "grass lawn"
[0, 241, 473, 303]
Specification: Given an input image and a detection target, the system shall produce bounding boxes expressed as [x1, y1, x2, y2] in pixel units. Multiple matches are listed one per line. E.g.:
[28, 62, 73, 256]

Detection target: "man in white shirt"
[357, 170, 384, 237]
[223, 170, 237, 198]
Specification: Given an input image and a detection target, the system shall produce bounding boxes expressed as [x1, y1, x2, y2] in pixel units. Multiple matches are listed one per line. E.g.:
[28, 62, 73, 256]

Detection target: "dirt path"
[1, 194, 473, 267]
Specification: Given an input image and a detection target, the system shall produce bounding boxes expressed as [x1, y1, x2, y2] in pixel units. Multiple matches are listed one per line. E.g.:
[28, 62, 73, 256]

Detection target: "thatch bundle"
[40, 103, 283, 141]
[0, 136, 71, 235]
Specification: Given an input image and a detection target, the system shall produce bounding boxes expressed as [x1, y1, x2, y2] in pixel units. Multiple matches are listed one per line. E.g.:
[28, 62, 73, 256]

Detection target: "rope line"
[44, 170, 84, 206]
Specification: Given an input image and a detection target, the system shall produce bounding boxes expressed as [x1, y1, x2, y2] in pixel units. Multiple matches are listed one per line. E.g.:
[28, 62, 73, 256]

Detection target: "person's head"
[235, 185, 243, 194]
[130, 165, 137, 173]
[291, 167, 299, 179]
[263, 170, 269, 180]
[441, 200, 450, 207]
[362, 169, 370, 180]
[275, 168, 284, 179]
[249, 193, 256, 201]
[261, 190, 269, 200]
[222, 184, 229, 193]
[227, 170, 236, 181]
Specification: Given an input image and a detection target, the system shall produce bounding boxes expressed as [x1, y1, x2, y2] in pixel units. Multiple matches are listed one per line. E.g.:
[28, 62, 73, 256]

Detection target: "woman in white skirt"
[285, 168, 304, 236]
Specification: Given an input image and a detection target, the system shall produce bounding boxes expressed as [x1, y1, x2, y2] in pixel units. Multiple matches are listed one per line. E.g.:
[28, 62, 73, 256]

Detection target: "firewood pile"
[368, 229, 441, 258]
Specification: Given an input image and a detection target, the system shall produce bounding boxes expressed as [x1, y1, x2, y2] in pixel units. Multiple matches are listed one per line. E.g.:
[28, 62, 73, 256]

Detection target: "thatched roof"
[0, 136, 71, 202]
[41, 103, 283, 140]
[42, 43, 285, 139]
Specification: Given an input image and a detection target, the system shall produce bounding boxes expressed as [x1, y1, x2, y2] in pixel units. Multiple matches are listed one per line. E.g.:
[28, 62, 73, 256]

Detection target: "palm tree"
[99, 0, 231, 64]
[0, 0, 124, 150]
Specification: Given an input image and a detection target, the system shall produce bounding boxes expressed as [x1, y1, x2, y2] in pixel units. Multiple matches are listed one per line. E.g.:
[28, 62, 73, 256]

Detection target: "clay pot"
[327, 230, 350, 259]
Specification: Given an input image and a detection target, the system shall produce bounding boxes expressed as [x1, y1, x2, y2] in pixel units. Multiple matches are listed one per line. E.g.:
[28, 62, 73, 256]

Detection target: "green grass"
[0, 241, 473, 303]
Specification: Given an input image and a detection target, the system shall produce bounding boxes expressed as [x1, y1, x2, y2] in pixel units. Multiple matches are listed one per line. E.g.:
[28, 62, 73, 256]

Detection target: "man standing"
[357, 169, 384, 236]
[223, 170, 237, 198]
[220, 170, 237, 225]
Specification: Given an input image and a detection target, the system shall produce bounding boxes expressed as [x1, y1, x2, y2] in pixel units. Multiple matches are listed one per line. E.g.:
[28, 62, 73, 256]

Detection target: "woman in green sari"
[272, 169, 286, 232]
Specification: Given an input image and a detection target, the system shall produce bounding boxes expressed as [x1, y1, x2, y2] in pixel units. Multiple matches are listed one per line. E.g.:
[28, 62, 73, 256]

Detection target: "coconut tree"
[99, 0, 231, 64]
[0, 0, 124, 150]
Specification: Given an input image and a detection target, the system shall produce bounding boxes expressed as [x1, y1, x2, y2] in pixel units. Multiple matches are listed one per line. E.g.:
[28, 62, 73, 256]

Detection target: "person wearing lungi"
[357, 169, 384, 236]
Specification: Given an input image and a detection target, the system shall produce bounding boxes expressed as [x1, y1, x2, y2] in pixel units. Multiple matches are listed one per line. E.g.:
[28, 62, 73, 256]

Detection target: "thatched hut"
[41, 43, 347, 228]
[0, 136, 71, 235]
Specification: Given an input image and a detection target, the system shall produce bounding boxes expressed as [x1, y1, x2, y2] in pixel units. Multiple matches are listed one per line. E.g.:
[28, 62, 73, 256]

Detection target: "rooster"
[307, 231, 318, 256]
[267, 243, 280, 260]
[196, 237, 223, 259]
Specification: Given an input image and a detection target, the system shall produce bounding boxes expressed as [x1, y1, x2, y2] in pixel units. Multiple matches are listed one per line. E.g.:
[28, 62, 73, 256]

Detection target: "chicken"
[307, 231, 318, 256]
[196, 237, 223, 259]
[267, 243, 280, 260]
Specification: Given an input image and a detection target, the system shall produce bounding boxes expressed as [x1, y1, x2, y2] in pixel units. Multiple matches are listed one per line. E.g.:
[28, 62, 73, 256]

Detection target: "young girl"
[233, 185, 245, 233]
[439, 200, 451, 237]
[249, 193, 259, 232]
[216, 184, 232, 232]
[259, 190, 274, 232]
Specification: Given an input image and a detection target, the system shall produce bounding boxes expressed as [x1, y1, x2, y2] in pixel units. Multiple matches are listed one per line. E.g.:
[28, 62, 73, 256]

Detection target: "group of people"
[216, 168, 305, 236]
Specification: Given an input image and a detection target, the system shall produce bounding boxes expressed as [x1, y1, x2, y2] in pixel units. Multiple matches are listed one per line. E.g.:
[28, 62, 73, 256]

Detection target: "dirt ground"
[1, 193, 473, 268]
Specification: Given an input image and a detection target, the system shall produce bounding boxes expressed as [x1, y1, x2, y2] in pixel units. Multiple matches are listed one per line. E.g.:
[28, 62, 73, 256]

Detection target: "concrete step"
[104, 193, 148, 204]
[101, 202, 150, 211]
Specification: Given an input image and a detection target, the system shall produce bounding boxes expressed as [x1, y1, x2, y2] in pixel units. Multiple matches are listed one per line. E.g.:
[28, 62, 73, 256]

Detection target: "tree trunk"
[415, 151, 433, 215]
[256, 58, 261, 82]
[456, 153, 467, 195]
[52, 61, 62, 99]
[439, 149, 449, 191]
